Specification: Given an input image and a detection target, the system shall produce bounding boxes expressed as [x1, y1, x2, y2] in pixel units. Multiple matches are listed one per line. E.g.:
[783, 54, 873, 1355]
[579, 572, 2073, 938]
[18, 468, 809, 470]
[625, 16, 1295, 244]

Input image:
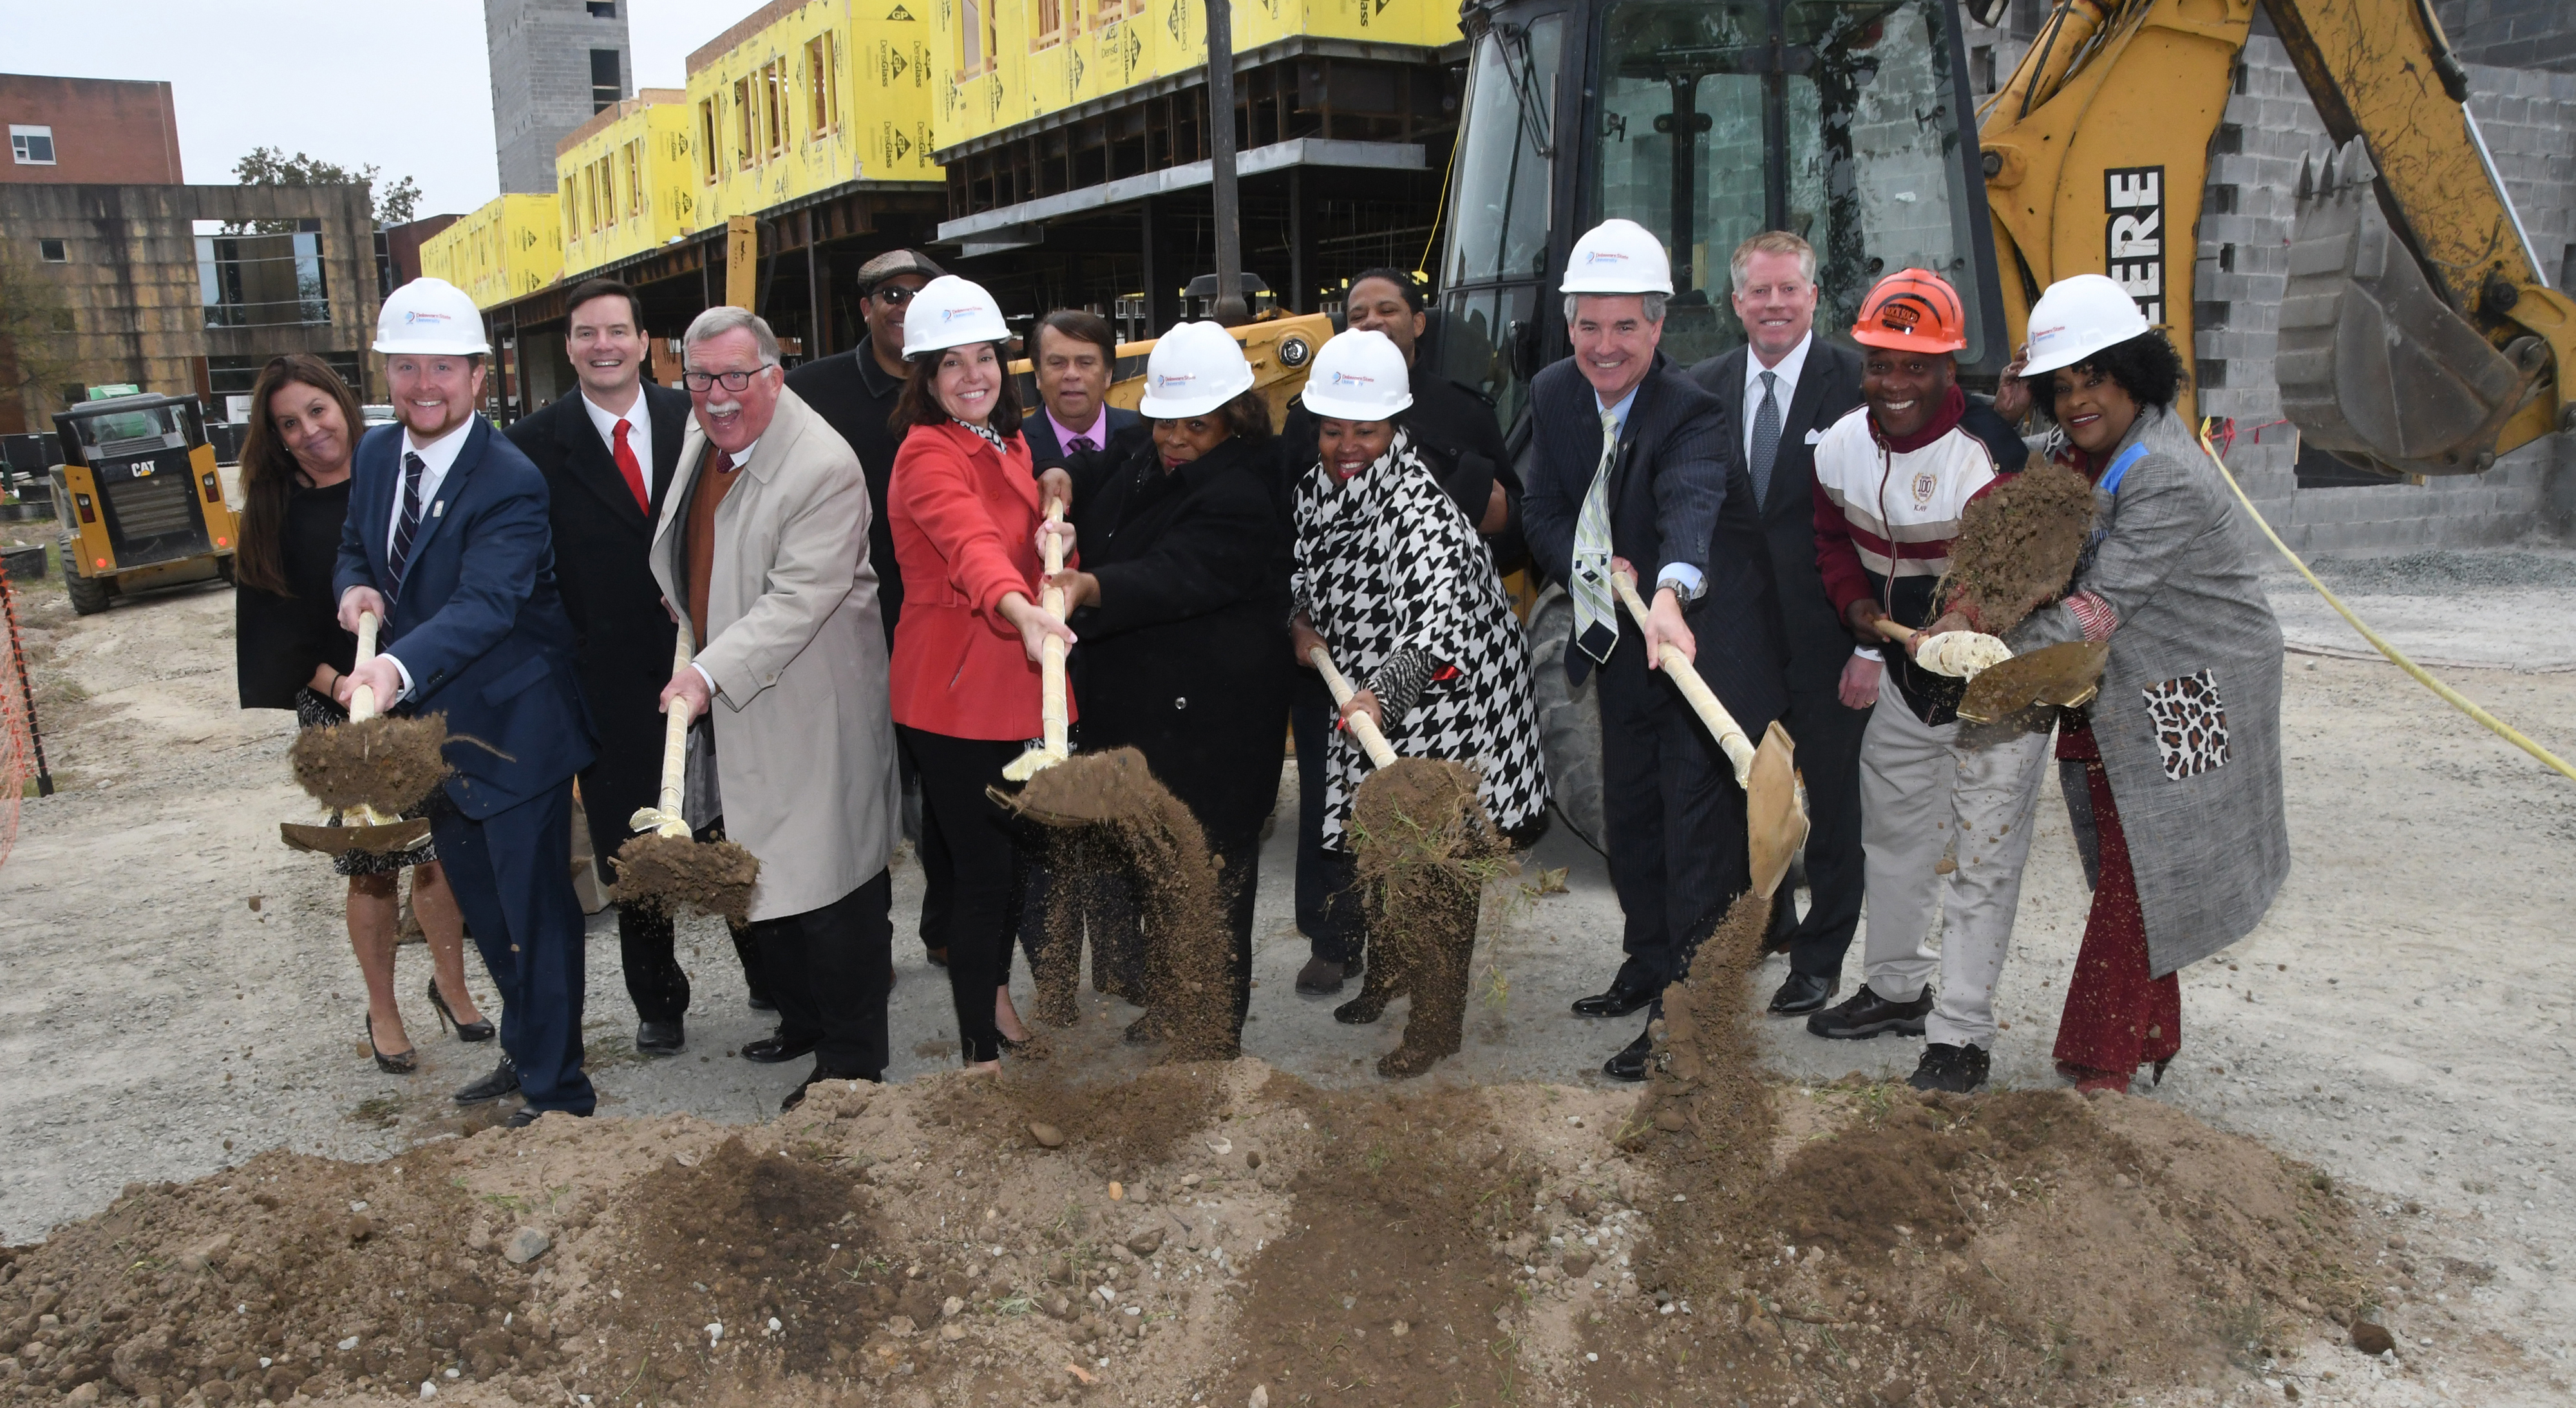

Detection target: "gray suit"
[2009, 404, 2289, 974]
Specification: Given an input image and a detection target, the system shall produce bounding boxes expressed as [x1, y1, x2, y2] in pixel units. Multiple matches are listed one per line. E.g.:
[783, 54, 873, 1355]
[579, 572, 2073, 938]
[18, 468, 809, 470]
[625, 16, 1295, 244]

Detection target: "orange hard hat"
[1850, 268, 1968, 353]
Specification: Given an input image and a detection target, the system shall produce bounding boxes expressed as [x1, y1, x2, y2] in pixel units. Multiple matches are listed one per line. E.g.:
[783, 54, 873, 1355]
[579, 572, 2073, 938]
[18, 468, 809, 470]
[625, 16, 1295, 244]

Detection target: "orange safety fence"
[0, 553, 55, 872]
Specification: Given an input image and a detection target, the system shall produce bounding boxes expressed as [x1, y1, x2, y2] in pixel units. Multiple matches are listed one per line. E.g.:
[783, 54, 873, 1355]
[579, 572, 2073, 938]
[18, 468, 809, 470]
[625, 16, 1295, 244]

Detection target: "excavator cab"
[1433, 0, 2013, 429]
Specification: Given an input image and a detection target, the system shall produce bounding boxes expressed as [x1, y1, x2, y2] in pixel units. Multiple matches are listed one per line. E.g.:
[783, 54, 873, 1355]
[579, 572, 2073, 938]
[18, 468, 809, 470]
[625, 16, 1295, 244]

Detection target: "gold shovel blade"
[1957, 640, 2110, 724]
[281, 818, 433, 857]
[1746, 720, 1810, 901]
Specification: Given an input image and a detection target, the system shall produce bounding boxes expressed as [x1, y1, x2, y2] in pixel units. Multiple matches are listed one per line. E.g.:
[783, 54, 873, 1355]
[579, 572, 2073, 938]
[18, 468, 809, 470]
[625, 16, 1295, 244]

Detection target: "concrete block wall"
[487, 0, 632, 196]
[2438, 0, 2576, 74]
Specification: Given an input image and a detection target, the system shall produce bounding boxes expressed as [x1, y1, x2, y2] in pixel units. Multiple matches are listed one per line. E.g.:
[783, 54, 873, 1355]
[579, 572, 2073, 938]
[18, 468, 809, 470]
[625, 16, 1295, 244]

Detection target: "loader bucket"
[2275, 145, 2541, 478]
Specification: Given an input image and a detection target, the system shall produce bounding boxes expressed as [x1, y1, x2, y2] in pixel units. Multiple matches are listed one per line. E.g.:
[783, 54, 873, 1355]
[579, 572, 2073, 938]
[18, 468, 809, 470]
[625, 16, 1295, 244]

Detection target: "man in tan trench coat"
[650, 305, 900, 1111]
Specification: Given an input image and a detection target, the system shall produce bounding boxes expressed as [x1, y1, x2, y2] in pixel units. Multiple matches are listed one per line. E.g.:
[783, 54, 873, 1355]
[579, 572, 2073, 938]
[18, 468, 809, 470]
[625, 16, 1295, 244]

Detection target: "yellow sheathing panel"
[932, 0, 1461, 151]
[557, 92, 697, 278]
[417, 195, 565, 310]
[683, 0, 944, 235]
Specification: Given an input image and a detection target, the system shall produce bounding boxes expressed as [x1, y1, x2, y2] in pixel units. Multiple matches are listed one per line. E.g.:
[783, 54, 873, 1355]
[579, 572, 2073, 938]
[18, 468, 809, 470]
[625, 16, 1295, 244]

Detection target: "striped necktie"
[1569, 408, 1622, 663]
[388, 451, 425, 598]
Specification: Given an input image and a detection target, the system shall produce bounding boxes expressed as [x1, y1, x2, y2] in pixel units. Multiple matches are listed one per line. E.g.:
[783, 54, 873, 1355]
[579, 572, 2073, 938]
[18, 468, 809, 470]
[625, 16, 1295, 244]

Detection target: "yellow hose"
[2195, 423, 2576, 784]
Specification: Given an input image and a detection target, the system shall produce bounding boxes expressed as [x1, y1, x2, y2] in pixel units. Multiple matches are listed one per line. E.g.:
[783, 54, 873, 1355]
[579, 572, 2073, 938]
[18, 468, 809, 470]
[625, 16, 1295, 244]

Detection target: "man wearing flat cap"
[784, 249, 952, 965]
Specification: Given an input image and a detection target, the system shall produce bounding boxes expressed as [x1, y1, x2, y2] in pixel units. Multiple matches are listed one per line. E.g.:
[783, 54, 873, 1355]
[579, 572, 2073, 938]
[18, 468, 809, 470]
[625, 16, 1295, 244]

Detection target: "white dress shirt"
[375, 415, 476, 700]
[1741, 330, 1814, 462]
[579, 383, 654, 495]
[1596, 382, 1704, 599]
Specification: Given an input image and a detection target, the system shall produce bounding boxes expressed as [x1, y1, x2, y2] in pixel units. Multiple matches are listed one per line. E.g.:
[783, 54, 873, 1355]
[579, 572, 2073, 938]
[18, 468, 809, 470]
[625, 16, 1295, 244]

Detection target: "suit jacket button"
[1173, 696, 1188, 710]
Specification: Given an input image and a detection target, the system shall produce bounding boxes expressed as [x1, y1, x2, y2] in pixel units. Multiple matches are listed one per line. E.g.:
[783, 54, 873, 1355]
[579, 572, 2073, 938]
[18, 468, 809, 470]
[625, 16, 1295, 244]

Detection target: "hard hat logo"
[1850, 268, 1967, 354]
[1327, 371, 1374, 386]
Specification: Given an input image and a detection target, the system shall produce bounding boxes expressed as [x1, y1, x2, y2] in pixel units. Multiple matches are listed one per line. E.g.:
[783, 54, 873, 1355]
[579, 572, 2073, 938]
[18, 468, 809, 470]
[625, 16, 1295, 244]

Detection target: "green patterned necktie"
[1570, 407, 1622, 662]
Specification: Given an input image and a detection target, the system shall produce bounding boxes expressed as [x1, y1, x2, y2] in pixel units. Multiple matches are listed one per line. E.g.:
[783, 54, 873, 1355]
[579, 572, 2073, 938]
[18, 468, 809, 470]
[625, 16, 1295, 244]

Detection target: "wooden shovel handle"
[1870, 617, 1918, 650]
[1307, 643, 1399, 770]
[349, 610, 381, 723]
[1610, 573, 1754, 786]
[658, 630, 696, 821]
[1037, 502, 1069, 762]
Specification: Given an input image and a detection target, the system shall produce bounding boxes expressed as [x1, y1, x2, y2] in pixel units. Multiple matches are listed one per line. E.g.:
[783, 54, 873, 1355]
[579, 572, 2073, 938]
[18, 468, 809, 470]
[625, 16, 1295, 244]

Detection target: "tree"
[0, 241, 78, 434]
[231, 146, 421, 227]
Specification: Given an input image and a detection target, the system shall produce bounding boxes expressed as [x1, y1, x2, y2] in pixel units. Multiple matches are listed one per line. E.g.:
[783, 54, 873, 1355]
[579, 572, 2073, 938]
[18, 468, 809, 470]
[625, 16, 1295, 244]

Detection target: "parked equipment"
[50, 391, 239, 616]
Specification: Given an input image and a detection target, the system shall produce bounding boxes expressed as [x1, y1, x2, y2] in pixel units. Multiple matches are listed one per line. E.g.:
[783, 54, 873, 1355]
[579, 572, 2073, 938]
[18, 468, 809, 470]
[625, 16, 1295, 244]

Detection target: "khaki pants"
[1856, 666, 2051, 1049]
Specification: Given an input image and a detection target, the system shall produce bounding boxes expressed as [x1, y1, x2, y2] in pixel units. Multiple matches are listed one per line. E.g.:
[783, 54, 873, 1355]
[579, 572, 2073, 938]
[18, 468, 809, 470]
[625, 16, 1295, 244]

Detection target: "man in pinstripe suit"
[1522, 220, 1790, 1081]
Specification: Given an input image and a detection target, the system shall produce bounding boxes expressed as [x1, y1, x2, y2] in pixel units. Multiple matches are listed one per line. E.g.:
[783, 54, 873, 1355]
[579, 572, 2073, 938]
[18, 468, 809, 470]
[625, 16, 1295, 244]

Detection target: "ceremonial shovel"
[1609, 574, 1807, 899]
[279, 610, 435, 858]
[1866, 619, 2108, 724]
[609, 630, 758, 922]
[1001, 502, 1074, 784]
[1307, 643, 1399, 771]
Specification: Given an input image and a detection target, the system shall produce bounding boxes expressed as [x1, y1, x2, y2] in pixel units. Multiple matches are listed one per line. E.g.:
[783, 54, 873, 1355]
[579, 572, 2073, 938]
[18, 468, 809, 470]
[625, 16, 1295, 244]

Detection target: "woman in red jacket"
[887, 276, 1076, 1070]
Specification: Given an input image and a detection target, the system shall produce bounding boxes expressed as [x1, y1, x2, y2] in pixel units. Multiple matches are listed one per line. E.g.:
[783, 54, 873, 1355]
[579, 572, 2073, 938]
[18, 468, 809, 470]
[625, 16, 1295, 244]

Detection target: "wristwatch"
[1656, 574, 1694, 601]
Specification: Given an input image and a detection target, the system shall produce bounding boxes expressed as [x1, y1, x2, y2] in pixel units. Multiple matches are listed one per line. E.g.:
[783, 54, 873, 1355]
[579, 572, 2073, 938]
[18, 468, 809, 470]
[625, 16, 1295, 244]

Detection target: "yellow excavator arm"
[1978, 0, 2574, 476]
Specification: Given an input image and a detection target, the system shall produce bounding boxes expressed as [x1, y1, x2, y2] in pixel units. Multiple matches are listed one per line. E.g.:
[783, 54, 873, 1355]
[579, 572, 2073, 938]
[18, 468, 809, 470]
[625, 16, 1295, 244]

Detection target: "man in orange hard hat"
[1804, 268, 2049, 1095]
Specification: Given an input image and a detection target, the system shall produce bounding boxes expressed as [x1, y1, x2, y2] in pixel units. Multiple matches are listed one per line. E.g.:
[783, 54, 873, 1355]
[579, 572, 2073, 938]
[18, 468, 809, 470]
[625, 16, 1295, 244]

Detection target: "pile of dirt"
[611, 832, 760, 925]
[1945, 458, 2098, 631]
[1345, 756, 1506, 1078]
[1011, 747, 1236, 1062]
[287, 713, 450, 816]
[919, 1062, 1230, 1171]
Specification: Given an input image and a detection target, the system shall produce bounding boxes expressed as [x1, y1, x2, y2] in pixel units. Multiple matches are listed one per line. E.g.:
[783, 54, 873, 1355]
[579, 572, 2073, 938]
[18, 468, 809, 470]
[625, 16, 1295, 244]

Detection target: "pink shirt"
[1045, 406, 1107, 455]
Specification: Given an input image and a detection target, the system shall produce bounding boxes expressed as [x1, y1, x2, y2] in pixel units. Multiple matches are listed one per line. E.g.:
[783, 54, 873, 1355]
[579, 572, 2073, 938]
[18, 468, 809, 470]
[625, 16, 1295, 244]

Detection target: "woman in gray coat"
[1999, 276, 2289, 1093]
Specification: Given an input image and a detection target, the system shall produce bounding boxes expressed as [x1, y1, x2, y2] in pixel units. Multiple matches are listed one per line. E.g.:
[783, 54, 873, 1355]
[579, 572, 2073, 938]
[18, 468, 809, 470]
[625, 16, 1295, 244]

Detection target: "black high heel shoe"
[428, 978, 496, 1043]
[368, 1013, 419, 1075]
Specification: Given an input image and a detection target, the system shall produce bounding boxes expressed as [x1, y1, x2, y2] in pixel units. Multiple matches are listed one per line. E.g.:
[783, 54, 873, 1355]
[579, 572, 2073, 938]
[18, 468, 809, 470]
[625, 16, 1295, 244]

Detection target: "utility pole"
[1204, 0, 1247, 326]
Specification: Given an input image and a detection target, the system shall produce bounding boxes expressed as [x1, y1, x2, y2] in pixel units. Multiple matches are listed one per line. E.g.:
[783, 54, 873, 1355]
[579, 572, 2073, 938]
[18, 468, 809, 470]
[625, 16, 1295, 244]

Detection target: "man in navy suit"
[336, 277, 598, 1127]
[1020, 310, 1142, 462]
[1687, 232, 1872, 1017]
[1521, 221, 1788, 1081]
[506, 277, 746, 1057]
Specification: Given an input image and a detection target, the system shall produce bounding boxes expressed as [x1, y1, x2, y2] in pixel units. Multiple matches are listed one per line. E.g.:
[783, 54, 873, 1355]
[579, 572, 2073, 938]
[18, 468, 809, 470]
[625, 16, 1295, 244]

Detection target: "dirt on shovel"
[287, 713, 451, 816]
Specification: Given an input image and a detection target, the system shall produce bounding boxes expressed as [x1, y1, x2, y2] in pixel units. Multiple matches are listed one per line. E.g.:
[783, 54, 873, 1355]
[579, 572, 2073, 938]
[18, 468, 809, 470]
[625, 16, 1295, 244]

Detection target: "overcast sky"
[10, 0, 714, 217]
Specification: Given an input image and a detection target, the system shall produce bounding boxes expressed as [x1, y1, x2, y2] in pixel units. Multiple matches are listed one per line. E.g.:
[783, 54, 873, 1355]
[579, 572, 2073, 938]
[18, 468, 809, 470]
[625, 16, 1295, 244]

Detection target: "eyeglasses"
[681, 366, 773, 393]
[873, 285, 917, 306]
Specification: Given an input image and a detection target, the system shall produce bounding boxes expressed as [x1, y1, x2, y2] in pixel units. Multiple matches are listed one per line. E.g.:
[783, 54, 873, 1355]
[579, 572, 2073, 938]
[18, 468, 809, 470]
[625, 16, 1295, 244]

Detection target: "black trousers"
[1291, 674, 1366, 965]
[898, 734, 955, 957]
[748, 868, 894, 1077]
[1772, 684, 1873, 979]
[1598, 666, 1752, 988]
[901, 726, 1029, 1064]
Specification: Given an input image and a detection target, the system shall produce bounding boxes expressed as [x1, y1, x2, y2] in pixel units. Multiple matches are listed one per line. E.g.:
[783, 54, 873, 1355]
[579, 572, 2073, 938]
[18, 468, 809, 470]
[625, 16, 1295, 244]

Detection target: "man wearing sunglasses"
[782, 249, 955, 970]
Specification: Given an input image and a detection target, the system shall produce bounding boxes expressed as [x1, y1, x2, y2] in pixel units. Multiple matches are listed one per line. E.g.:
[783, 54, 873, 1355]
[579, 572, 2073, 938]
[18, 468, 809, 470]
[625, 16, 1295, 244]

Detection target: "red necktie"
[612, 419, 649, 512]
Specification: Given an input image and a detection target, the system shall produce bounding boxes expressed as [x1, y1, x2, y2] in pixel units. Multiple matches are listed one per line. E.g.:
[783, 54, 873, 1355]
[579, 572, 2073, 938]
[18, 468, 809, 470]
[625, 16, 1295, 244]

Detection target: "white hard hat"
[1300, 329, 1413, 422]
[901, 276, 1010, 359]
[1560, 218, 1674, 296]
[2020, 273, 2153, 374]
[1137, 321, 1257, 418]
[374, 277, 489, 355]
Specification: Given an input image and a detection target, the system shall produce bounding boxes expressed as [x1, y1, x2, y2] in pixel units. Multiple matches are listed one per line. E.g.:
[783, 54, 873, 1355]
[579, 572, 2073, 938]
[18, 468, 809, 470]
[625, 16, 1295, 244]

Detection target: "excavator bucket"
[2276, 142, 2543, 478]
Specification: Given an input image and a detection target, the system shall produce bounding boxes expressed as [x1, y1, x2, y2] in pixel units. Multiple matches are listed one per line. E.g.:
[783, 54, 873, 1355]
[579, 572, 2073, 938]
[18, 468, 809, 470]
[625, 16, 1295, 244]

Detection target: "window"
[1034, 0, 1065, 48]
[960, 0, 987, 75]
[587, 1, 617, 15]
[37, 238, 67, 262]
[9, 125, 55, 165]
[197, 229, 330, 328]
[598, 155, 618, 227]
[697, 99, 719, 182]
[623, 139, 643, 217]
[562, 178, 578, 239]
[806, 33, 840, 136]
[763, 60, 788, 156]
[1090, 0, 1137, 24]
[1971, 44, 1994, 93]
[734, 78, 757, 168]
[591, 49, 622, 113]
[585, 162, 601, 233]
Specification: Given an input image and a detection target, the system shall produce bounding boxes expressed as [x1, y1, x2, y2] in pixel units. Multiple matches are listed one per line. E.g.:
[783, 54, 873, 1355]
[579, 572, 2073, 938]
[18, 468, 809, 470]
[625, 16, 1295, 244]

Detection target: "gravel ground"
[3, 548, 2573, 1402]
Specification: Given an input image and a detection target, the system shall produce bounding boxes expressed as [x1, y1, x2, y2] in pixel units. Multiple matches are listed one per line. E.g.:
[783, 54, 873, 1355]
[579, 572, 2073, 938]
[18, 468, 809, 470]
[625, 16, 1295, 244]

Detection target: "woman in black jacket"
[234, 355, 491, 1075]
[1036, 321, 1293, 1048]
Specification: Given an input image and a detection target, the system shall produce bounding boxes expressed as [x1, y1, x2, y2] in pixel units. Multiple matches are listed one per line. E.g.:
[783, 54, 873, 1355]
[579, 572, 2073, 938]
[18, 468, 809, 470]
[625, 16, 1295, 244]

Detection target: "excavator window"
[1436, 14, 1566, 427]
[1589, 0, 1984, 366]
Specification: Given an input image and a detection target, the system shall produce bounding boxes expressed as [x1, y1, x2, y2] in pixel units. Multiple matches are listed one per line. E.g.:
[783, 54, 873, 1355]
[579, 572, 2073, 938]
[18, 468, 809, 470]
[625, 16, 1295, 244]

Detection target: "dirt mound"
[919, 1062, 1230, 1170]
[287, 713, 450, 816]
[1010, 747, 1236, 1062]
[611, 832, 760, 924]
[1946, 458, 2098, 632]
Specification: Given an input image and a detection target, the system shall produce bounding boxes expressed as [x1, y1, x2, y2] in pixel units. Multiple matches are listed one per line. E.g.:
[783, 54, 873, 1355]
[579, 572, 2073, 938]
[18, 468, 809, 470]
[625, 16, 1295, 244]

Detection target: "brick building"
[488, 0, 636, 195]
[0, 73, 184, 186]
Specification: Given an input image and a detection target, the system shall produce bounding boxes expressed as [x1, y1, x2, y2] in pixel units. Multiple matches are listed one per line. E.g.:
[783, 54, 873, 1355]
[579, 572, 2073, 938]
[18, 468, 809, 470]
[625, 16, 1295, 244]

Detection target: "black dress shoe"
[1571, 978, 1660, 1019]
[503, 1107, 543, 1129]
[635, 1018, 685, 1055]
[1908, 1042, 1990, 1094]
[1805, 985, 1933, 1040]
[1294, 956, 1347, 996]
[1602, 1027, 1656, 1082]
[746, 991, 779, 1013]
[453, 1058, 520, 1105]
[741, 1034, 818, 1064]
[427, 978, 495, 1043]
[1766, 972, 1835, 1016]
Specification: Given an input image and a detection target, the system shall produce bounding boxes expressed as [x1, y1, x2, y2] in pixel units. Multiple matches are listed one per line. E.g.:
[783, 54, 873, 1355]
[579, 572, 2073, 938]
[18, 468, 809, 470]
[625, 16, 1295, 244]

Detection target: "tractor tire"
[61, 537, 113, 615]
[1524, 585, 1605, 852]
